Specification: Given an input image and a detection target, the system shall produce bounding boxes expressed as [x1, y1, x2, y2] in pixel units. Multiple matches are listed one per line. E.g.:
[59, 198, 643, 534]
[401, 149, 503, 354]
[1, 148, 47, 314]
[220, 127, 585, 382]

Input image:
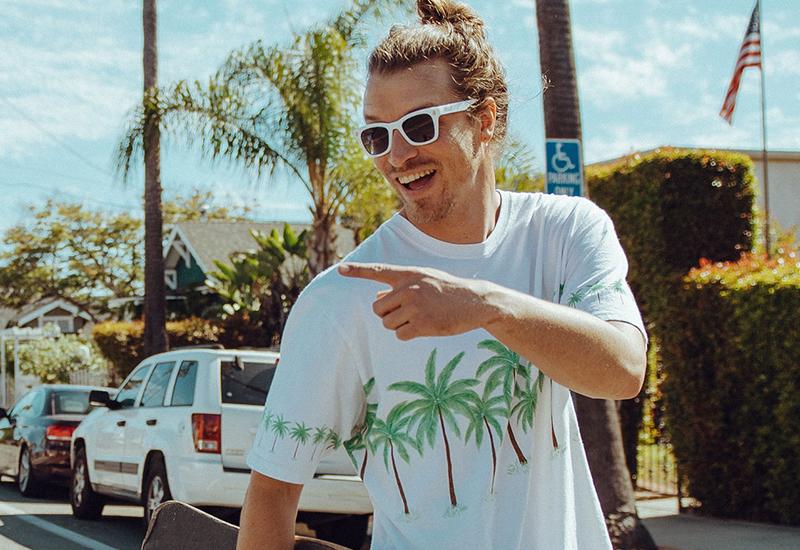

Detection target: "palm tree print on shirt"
[271, 414, 290, 452]
[310, 426, 329, 461]
[369, 402, 419, 514]
[388, 349, 479, 508]
[476, 340, 531, 465]
[464, 382, 507, 493]
[290, 422, 311, 459]
[344, 378, 377, 479]
[511, 370, 546, 432]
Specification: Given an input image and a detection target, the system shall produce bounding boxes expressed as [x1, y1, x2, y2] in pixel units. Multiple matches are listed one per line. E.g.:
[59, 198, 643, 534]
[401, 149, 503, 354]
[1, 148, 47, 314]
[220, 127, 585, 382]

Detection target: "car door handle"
[117, 420, 126, 427]
[146, 419, 157, 426]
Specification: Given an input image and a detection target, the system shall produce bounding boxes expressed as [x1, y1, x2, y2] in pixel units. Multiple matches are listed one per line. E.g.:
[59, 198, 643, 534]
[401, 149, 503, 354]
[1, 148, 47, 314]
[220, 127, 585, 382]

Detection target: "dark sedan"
[0, 384, 113, 496]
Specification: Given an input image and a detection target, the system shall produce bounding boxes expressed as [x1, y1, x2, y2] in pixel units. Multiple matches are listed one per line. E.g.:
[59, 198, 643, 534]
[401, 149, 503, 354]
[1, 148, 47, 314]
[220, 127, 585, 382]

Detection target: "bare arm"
[339, 264, 646, 400]
[237, 471, 302, 550]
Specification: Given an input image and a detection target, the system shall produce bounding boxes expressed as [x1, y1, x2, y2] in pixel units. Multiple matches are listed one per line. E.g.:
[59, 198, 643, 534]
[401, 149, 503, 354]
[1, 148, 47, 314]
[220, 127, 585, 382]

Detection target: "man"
[238, 1, 646, 548]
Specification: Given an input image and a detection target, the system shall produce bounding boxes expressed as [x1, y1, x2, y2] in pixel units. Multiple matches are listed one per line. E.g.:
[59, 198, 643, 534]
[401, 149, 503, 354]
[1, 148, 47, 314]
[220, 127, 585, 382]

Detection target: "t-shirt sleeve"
[246, 285, 367, 485]
[558, 199, 647, 343]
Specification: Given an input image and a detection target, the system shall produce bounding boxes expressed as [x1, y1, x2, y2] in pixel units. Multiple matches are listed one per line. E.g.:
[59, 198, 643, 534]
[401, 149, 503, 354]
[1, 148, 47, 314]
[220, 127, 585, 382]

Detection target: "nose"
[387, 129, 418, 168]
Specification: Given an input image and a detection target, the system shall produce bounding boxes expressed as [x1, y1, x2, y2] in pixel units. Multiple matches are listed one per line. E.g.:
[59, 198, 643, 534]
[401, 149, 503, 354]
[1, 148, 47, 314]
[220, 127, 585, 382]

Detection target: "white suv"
[70, 346, 372, 547]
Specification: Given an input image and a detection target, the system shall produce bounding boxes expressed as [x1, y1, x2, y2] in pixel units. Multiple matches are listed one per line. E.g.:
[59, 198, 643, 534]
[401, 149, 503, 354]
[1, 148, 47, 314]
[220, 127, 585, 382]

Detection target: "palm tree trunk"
[438, 409, 457, 507]
[484, 418, 498, 493]
[142, 0, 167, 357]
[360, 451, 368, 479]
[271, 435, 278, 452]
[575, 396, 657, 550]
[507, 422, 528, 465]
[293, 442, 299, 459]
[389, 442, 409, 515]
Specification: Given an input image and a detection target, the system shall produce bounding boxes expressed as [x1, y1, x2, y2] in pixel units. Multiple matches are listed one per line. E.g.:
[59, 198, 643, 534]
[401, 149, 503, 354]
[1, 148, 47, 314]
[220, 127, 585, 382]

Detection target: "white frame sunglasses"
[356, 99, 476, 158]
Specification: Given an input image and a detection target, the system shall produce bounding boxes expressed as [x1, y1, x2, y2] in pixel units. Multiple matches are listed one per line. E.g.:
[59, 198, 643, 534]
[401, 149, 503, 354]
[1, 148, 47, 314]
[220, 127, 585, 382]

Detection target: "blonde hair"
[368, 0, 509, 142]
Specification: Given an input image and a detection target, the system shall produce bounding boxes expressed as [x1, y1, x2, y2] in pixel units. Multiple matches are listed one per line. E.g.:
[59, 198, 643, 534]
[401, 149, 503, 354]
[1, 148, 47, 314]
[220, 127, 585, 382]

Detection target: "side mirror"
[89, 390, 119, 410]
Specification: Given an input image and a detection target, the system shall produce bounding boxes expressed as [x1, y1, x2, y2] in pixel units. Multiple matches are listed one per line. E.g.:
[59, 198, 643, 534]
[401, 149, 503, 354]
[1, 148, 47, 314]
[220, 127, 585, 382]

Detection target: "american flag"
[719, 1, 762, 124]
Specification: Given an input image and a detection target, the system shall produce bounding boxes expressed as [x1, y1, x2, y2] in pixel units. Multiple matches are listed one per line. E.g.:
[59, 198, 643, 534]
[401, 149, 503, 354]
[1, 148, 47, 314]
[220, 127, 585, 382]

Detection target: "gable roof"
[164, 221, 356, 274]
[13, 297, 94, 326]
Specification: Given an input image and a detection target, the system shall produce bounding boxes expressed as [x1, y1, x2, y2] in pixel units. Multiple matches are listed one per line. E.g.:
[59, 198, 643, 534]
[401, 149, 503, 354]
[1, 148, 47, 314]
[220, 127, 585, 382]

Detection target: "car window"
[171, 360, 198, 407]
[115, 364, 151, 408]
[51, 391, 93, 414]
[220, 359, 277, 406]
[140, 362, 175, 407]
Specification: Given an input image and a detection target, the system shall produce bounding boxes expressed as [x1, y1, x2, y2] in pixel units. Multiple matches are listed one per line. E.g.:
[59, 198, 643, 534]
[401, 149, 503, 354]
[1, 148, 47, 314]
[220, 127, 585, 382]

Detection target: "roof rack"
[171, 344, 225, 350]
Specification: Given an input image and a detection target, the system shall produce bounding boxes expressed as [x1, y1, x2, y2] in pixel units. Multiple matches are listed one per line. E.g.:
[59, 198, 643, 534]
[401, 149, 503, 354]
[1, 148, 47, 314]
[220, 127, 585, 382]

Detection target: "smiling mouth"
[397, 169, 436, 190]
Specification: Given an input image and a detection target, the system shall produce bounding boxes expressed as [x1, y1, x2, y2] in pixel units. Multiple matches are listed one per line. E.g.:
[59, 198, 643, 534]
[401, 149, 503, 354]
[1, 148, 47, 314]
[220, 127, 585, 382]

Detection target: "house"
[3, 298, 93, 335]
[162, 221, 356, 294]
[108, 221, 356, 317]
[590, 147, 800, 241]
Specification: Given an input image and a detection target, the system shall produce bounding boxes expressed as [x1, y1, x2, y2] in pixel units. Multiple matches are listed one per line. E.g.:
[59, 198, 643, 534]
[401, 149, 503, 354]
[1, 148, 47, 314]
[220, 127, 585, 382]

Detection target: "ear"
[477, 97, 497, 143]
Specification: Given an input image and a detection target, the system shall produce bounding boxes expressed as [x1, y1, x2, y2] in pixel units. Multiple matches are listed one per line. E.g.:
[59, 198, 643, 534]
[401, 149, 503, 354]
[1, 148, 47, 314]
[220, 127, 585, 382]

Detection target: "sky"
[2, 0, 798, 234]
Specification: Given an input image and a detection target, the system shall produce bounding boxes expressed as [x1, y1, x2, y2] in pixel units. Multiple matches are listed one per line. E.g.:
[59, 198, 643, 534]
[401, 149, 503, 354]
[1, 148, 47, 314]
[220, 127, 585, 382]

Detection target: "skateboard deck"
[141, 501, 350, 550]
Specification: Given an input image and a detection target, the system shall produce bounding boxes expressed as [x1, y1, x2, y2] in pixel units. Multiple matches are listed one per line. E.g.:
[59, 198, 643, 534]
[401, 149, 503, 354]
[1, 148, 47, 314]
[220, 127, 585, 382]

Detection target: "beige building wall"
[746, 151, 800, 241]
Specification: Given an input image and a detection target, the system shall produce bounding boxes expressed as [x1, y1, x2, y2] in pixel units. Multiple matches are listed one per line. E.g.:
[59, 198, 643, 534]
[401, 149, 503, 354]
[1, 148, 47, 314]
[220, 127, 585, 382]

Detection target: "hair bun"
[417, 0, 485, 37]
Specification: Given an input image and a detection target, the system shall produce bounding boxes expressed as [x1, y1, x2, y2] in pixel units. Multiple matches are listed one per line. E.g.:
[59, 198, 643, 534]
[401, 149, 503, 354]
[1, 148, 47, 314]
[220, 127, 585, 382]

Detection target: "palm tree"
[141, 0, 167, 356]
[343, 377, 378, 479]
[511, 370, 546, 433]
[476, 339, 531, 464]
[536, 3, 656, 544]
[388, 349, 479, 508]
[257, 409, 274, 448]
[325, 428, 343, 453]
[369, 402, 419, 514]
[290, 422, 311, 459]
[464, 383, 507, 493]
[270, 414, 290, 452]
[116, 0, 403, 275]
[310, 426, 329, 461]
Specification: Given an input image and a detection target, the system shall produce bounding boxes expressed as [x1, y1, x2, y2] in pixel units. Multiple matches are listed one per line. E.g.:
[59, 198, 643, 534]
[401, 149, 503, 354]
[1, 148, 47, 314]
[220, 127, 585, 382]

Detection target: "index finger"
[338, 262, 417, 286]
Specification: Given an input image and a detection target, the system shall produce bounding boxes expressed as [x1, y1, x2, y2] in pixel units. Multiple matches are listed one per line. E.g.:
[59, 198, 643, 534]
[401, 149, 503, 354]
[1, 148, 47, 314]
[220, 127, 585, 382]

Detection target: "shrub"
[93, 317, 223, 381]
[17, 334, 108, 384]
[660, 245, 800, 524]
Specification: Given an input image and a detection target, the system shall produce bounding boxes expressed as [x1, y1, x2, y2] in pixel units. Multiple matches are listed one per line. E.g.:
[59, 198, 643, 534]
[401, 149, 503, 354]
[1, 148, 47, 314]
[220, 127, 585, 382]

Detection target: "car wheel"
[71, 447, 104, 519]
[18, 445, 42, 497]
[143, 457, 172, 529]
[314, 515, 369, 550]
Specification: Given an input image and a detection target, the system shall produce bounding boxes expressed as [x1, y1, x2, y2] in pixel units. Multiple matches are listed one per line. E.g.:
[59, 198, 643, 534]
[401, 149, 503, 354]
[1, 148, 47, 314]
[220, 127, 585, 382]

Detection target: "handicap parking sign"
[545, 138, 583, 197]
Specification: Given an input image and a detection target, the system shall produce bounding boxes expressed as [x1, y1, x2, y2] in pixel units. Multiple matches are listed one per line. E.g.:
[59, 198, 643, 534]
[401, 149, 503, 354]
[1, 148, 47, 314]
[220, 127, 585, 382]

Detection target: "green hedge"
[660, 249, 800, 524]
[586, 148, 757, 502]
[587, 148, 755, 323]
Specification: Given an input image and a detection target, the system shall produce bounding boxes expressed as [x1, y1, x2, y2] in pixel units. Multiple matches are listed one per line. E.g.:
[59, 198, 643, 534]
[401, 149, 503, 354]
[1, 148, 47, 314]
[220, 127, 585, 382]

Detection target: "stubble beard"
[399, 183, 458, 228]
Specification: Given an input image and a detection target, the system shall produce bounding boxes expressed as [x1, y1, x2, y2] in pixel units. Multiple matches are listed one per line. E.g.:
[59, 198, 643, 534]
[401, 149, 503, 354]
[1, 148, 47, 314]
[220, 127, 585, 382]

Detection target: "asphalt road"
[0, 476, 144, 550]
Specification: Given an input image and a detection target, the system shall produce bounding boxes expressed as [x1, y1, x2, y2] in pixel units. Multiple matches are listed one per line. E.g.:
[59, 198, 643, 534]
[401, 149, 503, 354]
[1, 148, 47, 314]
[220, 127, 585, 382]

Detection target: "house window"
[165, 269, 178, 290]
[39, 316, 75, 334]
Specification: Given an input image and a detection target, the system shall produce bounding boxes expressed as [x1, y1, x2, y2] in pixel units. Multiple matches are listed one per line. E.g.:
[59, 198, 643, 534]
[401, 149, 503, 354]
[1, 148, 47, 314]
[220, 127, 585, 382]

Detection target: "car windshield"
[220, 359, 276, 406]
[51, 391, 92, 414]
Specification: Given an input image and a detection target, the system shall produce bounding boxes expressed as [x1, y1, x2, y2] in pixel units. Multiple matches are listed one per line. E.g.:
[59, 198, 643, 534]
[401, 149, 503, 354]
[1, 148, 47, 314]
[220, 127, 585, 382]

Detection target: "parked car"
[0, 384, 115, 496]
[70, 346, 372, 548]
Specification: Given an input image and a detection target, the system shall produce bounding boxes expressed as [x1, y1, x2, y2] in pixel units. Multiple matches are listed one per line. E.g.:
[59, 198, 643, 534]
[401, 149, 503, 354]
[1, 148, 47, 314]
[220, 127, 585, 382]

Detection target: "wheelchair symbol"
[550, 143, 576, 174]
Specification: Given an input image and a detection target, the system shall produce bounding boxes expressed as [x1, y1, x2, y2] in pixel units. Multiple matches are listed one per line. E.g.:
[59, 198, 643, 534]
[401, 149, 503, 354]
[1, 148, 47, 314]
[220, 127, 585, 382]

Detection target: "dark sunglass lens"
[360, 127, 389, 155]
[402, 114, 435, 144]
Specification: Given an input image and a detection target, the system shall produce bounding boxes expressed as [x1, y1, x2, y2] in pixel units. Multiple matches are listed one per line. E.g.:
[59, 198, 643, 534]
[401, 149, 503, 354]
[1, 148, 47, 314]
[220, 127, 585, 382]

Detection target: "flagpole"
[758, 0, 771, 257]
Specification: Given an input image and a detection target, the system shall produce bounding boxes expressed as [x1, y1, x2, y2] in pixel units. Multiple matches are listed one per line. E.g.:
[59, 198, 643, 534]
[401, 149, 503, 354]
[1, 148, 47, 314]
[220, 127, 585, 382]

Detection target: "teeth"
[398, 169, 434, 185]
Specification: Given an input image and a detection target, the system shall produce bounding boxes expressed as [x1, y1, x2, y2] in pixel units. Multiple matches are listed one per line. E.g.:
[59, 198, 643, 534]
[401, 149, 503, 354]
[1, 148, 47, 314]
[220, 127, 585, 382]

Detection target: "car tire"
[18, 445, 42, 497]
[71, 447, 104, 520]
[314, 515, 369, 550]
[143, 456, 172, 529]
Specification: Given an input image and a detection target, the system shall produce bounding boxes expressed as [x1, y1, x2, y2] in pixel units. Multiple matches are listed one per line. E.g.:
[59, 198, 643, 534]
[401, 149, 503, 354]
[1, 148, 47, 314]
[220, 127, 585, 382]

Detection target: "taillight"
[46, 424, 77, 441]
[191, 413, 221, 454]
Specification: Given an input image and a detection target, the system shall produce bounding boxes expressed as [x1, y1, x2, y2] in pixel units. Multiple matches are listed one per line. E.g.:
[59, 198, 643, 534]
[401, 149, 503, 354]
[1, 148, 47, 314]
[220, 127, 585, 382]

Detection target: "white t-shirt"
[248, 190, 646, 550]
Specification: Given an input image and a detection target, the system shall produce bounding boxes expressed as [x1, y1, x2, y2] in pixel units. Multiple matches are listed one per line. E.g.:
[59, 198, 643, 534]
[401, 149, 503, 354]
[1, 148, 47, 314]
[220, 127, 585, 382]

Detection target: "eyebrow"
[363, 102, 439, 124]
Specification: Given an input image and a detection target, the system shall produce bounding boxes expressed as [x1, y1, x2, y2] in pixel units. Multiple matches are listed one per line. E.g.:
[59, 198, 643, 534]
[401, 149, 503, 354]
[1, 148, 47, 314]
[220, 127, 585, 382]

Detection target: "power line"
[0, 181, 139, 211]
[0, 95, 116, 179]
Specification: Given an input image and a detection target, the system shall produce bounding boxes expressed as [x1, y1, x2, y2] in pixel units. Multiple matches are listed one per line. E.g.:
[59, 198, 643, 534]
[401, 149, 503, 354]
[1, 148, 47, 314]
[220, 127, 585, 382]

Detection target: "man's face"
[362, 59, 484, 229]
